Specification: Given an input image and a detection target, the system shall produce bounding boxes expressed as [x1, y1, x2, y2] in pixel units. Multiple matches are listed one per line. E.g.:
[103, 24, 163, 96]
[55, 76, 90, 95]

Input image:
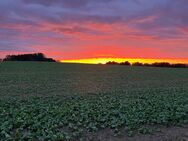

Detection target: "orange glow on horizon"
[60, 58, 188, 65]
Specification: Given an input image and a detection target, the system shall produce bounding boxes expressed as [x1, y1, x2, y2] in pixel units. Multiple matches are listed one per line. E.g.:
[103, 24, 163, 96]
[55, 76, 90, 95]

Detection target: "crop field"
[0, 62, 188, 141]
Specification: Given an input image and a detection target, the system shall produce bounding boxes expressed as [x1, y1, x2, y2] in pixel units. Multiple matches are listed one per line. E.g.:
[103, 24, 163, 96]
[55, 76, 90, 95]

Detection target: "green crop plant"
[0, 62, 188, 140]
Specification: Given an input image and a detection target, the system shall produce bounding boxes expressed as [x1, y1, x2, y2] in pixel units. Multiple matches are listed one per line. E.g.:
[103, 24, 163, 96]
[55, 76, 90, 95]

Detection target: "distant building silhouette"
[3, 53, 56, 62]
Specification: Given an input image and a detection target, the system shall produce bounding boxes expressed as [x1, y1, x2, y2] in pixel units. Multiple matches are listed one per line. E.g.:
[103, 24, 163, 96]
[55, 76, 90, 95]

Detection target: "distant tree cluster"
[106, 61, 188, 68]
[3, 53, 56, 62]
[106, 61, 119, 65]
[120, 61, 131, 66]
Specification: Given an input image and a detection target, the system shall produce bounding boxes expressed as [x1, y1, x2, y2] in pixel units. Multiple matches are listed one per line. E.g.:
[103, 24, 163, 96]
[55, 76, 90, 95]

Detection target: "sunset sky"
[0, 0, 188, 63]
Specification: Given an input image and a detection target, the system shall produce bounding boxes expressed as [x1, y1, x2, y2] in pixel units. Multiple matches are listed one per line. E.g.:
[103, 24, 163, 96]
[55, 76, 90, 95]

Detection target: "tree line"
[0, 53, 187, 68]
[2, 53, 56, 62]
[106, 61, 188, 68]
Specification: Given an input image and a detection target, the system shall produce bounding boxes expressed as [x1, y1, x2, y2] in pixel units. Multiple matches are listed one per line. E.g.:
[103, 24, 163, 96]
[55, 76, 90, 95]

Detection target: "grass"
[0, 62, 188, 140]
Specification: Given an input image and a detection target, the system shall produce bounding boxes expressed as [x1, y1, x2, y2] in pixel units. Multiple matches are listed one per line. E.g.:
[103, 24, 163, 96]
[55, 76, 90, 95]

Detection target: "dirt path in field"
[83, 125, 188, 141]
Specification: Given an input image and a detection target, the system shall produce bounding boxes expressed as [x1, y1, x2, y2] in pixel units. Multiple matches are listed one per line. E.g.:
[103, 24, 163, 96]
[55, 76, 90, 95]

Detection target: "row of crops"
[1, 88, 188, 140]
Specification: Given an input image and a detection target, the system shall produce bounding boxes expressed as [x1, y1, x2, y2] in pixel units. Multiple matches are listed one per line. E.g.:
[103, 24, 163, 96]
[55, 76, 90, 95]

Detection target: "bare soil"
[83, 125, 188, 141]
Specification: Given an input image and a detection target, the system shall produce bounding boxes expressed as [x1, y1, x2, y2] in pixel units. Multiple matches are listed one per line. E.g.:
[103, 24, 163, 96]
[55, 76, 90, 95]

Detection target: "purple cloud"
[0, 0, 188, 59]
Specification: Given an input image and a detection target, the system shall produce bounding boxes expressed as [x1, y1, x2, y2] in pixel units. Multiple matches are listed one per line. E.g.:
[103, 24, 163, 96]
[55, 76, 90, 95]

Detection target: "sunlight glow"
[60, 58, 188, 64]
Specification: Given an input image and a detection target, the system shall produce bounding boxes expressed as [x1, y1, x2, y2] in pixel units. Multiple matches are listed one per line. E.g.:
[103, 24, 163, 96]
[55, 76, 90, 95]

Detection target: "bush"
[3, 53, 56, 62]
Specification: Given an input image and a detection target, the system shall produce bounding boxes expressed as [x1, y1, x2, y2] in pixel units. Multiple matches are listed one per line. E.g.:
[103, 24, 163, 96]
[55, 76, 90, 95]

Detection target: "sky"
[0, 0, 188, 63]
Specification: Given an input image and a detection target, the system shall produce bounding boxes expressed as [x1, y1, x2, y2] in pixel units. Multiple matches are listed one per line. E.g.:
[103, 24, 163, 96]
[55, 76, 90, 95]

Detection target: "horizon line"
[59, 58, 188, 65]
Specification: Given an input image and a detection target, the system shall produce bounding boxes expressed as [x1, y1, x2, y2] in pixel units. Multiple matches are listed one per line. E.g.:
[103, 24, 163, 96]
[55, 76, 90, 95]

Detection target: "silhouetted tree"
[120, 61, 131, 66]
[171, 63, 187, 68]
[132, 62, 143, 66]
[105, 60, 188, 68]
[3, 53, 56, 62]
[106, 61, 119, 65]
[143, 63, 150, 66]
[151, 62, 171, 67]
